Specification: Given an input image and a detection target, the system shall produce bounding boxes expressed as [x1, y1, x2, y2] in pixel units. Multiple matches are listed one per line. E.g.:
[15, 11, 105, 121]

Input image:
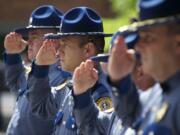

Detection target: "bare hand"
[4, 32, 27, 54]
[73, 60, 98, 95]
[35, 39, 57, 65]
[108, 36, 135, 82]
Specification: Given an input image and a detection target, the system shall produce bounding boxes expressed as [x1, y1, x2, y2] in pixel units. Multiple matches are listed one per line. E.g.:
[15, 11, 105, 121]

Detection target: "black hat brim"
[90, 15, 180, 63]
[91, 52, 141, 63]
[44, 32, 113, 39]
[90, 54, 109, 63]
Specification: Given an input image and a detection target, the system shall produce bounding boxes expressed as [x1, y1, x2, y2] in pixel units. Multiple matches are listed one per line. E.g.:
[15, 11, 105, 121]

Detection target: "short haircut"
[79, 35, 105, 54]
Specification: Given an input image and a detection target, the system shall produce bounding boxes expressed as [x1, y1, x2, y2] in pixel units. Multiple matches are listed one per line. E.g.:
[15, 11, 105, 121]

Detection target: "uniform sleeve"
[27, 62, 63, 120]
[3, 53, 27, 95]
[91, 82, 113, 112]
[73, 90, 112, 135]
[175, 99, 180, 134]
[106, 75, 140, 126]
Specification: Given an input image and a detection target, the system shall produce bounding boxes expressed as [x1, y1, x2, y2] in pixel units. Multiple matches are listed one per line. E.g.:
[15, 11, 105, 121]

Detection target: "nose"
[58, 47, 63, 55]
[58, 45, 61, 52]
[56, 50, 60, 57]
[28, 39, 33, 46]
[59, 43, 65, 51]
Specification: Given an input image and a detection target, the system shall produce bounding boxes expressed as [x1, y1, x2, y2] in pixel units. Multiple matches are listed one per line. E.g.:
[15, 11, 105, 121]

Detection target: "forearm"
[3, 53, 27, 94]
[73, 90, 111, 135]
[107, 75, 140, 126]
[27, 62, 58, 120]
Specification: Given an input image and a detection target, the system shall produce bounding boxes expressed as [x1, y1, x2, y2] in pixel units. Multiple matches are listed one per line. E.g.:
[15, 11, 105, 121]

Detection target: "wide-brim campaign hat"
[90, 31, 139, 62]
[44, 6, 112, 39]
[14, 5, 63, 38]
[114, 0, 180, 34]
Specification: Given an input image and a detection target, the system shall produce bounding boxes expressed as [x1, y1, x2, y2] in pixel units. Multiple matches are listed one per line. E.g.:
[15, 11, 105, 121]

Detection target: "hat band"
[27, 25, 60, 29]
[56, 32, 112, 36]
[44, 32, 112, 39]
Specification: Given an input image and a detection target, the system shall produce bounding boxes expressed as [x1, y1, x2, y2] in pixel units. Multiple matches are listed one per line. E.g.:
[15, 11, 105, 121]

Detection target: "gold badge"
[96, 97, 113, 112]
[155, 102, 169, 122]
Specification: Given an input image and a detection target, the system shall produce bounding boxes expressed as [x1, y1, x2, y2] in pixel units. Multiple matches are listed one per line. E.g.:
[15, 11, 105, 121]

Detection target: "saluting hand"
[35, 39, 58, 65]
[108, 36, 135, 83]
[4, 32, 27, 54]
[73, 60, 98, 95]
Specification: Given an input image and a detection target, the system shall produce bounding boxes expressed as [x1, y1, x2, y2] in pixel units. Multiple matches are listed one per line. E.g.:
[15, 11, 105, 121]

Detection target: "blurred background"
[0, 0, 136, 134]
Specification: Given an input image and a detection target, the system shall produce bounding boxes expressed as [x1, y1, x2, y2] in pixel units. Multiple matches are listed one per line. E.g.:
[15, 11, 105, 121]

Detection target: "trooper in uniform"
[72, 25, 164, 135]
[27, 6, 113, 135]
[134, 0, 180, 134]
[3, 5, 71, 135]
[71, 31, 137, 135]
[106, 0, 180, 134]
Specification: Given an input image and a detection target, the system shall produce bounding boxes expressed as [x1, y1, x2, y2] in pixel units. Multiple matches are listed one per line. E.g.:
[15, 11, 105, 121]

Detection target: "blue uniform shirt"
[73, 74, 162, 135]
[73, 75, 137, 135]
[141, 71, 180, 135]
[4, 53, 71, 135]
[27, 62, 112, 135]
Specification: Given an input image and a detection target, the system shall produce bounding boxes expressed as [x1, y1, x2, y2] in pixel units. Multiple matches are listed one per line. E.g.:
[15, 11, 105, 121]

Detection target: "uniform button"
[114, 92, 119, 96]
[72, 124, 75, 129]
[63, 121, 66, 125]
[112, 87, 118, 92]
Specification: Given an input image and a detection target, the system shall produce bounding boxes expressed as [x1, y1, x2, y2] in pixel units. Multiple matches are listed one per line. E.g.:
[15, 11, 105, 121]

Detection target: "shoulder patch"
[96, 96, 113, 112]
[155, 102, 169, 122]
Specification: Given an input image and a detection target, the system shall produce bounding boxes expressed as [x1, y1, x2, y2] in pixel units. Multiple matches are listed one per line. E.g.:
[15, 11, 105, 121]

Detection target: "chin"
[28, 52, 36, 60]
[28, 55, 33, 61]
[142, 64, 150, 74]
[61, 65, 68, 71]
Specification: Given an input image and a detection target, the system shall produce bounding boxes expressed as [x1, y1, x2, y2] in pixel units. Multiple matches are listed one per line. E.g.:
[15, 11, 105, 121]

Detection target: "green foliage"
[111, 0, 137, 17]
[103, 17, 130, 52]
[102, 0, 138, 52]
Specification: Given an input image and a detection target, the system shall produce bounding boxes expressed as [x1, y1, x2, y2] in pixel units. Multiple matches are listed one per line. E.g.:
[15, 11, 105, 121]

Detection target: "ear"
[83, 42, 96, 58]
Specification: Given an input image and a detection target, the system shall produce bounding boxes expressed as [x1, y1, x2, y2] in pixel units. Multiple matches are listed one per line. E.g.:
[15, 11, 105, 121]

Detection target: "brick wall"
[0, 0, 115, 33]
[0, 0, 115, 58]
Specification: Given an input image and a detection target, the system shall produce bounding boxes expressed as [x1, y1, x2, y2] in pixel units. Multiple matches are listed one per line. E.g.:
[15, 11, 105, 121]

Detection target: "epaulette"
[24, 65, 31, 74]
[53, 79, 72, 91]
[155, 101, 169, 122]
